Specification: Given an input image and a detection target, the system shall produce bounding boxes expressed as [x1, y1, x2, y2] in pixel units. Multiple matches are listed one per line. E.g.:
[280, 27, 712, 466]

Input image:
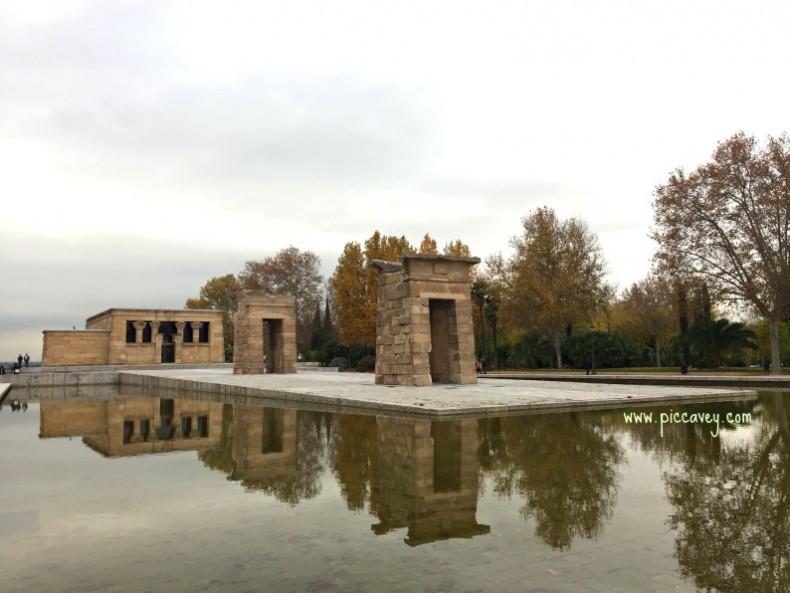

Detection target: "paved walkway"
[486, 371, 790, 387]
[120, 368, 757, 418]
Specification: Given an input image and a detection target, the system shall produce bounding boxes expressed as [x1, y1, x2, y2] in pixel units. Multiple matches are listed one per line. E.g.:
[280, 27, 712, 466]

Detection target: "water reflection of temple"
[227, 405, 298, 485]
[40, 398, 223, 456]
[39, 397, 490, 546]
[373, 418, 490, 546]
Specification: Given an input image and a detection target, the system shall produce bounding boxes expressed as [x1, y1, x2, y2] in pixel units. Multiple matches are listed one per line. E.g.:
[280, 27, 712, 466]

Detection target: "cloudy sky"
[2, 0, 788, 360]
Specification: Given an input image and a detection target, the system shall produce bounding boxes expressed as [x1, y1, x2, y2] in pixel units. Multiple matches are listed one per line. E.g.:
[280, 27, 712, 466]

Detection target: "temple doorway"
[262, 319, 284, 373]
[428, 299, 456, 383]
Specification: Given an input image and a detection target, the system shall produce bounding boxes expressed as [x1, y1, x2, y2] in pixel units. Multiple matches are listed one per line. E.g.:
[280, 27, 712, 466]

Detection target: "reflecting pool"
[1, 389, 787, 593]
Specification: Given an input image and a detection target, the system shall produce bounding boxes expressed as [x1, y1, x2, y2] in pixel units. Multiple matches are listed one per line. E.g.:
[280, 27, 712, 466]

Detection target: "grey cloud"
[11, 73, 438, 193]
[3, 3, 439, 195]
[2, 3, 172, 75]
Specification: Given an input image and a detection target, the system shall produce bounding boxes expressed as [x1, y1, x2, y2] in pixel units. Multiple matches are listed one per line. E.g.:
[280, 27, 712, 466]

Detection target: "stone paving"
[119, 368, 757, 418]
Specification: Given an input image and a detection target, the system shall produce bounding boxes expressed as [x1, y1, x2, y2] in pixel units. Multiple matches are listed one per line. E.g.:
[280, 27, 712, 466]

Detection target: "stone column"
[191, 322, 204, 343]
[174, 322, 185, 363]
[129, 419, 142, 443]
[151, 322, 162, 357]
[133, 321, 147, 344]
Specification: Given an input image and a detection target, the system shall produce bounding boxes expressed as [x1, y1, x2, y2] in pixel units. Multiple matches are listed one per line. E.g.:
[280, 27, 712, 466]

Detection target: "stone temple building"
[42, 308, 224, 367]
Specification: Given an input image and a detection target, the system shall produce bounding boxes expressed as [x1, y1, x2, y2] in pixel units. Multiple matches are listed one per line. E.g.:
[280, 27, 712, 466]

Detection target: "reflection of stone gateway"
[373, 417, 490, 546]
[368, 255, 480, 386]
[232, 291, 297, 374]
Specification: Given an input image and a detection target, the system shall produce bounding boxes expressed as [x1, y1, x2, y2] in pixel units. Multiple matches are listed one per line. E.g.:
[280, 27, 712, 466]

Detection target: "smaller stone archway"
[232, 291, 297, 374]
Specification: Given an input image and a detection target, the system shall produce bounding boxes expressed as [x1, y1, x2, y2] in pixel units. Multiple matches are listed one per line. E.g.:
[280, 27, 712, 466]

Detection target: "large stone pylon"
[368, 254, 480, 386]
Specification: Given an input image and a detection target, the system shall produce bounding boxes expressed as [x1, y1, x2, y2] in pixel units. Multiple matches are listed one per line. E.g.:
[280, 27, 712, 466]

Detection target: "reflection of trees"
[198, 406, 331, 505]
[664, 393, 790, 593]
[331, 414, 380, 513]
[480, 412, 624, 550]
[284, 411, 332, 503]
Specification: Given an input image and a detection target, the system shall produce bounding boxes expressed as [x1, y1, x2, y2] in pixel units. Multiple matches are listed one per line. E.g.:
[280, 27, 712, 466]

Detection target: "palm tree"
[688, 318, 757, 367]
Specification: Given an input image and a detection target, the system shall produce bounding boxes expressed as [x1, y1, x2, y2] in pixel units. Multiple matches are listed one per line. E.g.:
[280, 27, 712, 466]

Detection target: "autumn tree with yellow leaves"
[330, 232, 472, 348]
[185, 274, 241, 361]
[499, 207, 609, 369]
[611, 274, 676, 367]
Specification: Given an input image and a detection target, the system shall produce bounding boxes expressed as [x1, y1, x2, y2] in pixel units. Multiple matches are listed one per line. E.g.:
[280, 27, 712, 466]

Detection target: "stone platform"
[119, 368, 757, 419]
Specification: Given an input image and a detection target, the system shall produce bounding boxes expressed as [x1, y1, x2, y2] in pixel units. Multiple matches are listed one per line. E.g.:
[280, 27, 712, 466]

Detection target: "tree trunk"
[491, 318, 499, 369]
[655, 335, 662, 368]
[554, 332, 562, 369]
[678, 287, 690, 365]
[478, 305, 488, 358]
[770, 318, 781, 376]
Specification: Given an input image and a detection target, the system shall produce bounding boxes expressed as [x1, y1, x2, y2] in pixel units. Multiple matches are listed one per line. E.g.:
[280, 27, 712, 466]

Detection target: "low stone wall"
[1, 363, 232, 390]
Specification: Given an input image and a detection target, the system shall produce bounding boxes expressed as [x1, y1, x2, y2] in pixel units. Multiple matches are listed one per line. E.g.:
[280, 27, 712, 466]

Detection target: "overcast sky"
[2, 0, 788, 360]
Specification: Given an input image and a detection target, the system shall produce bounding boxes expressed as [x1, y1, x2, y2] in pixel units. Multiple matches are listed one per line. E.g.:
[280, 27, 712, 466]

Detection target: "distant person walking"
[24, 353, 30, 367]
[17, 353, 23, 368]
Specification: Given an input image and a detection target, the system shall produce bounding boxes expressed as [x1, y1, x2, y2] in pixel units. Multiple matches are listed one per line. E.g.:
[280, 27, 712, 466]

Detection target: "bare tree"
[652, 133, 790, 374]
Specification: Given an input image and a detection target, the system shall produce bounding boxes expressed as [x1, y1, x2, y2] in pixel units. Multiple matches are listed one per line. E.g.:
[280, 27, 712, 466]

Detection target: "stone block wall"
[370, 255, 479, 386]
[233, 291, 297, 374]
[42, 330, 111, 366]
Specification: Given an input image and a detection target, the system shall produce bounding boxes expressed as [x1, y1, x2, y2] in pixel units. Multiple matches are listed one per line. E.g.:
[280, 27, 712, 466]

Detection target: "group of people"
[475, 357, 488, 374]
[6, 399, 28, 412]
[0, 353, 30, 375]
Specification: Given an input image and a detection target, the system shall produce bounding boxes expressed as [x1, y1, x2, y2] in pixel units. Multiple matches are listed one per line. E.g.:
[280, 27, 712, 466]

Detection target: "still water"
[0, 389, 787, 593]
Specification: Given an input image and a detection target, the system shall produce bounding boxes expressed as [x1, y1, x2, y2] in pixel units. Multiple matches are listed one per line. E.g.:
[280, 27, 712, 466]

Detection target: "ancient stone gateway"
[233, 291, 297, 374]
[368, 254, 480, 386]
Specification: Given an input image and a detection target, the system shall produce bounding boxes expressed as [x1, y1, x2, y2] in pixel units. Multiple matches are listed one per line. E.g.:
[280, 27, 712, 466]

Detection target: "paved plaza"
[119, 368, 757, 418]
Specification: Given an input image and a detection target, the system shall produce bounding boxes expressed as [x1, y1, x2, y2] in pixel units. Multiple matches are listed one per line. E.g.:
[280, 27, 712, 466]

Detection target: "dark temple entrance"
[159, 322, 177, 363]
[262, 319, 284, 374]
[428, 299, 456, 383]
[431, 421, 462, 493]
